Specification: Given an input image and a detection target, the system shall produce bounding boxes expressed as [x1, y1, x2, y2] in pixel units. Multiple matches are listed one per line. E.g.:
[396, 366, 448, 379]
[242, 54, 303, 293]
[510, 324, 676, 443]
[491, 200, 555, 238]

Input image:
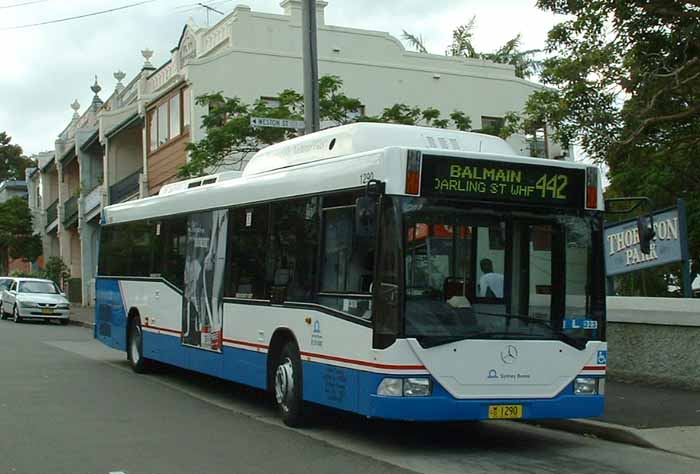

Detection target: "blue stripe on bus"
[135, 330, 604, 421]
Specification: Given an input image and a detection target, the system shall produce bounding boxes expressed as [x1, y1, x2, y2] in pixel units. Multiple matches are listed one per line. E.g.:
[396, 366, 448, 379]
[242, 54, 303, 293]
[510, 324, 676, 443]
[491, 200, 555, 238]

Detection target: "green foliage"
[0, 197, 42, 273]
[403, 17, 541, 79]
[530, 0, 700, 272]
[44, 256, 70, 286]
[401, 30, 428, 54]
[180, 75, 473, 178]
[9, 269, 44, 279]
[0, 132, 33, 182]
[179, 76, 364, 178]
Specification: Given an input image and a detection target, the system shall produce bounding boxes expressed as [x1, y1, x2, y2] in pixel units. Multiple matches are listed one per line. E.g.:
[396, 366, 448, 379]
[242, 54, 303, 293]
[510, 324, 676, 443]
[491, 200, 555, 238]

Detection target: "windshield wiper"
[473, 311, 588, 350]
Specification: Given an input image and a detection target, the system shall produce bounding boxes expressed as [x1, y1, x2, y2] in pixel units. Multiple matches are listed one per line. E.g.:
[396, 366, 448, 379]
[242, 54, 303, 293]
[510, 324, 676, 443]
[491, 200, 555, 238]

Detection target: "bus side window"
[228, 205, 269, 299]
[319, 196, 375, 317]
[99, 221, 156, 277]
[156, 217, 187, 289]
[269, 198, 318, 303]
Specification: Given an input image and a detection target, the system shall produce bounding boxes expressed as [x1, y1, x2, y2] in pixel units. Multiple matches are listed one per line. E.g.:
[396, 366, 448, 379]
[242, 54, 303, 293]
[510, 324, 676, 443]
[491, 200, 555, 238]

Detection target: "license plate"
[41, 308, 53, 315]
[488, 404, 523, 419]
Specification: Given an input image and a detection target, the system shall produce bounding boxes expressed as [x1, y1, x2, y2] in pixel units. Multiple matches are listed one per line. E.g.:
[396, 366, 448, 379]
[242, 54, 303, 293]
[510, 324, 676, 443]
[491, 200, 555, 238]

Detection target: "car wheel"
[273, 340, 306, 427]
[127, 317, 153, 373]
[0, 302, 4, 320]
[13, 306, 22, 323]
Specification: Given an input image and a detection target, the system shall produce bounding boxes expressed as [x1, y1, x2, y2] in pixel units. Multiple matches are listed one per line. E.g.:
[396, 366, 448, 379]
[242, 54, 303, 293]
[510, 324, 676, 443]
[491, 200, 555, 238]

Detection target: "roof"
[105, 113, 143, 140]
[40, 156, 56, 173]
[103, 124, 595, 225]
[243, 123, 518, 177]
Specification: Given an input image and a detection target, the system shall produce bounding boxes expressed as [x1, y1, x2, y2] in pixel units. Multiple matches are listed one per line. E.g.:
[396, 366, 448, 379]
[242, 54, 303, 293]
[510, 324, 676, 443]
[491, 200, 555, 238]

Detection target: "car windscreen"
[0, 280, 12, 290]
[18, 281, 59, 294]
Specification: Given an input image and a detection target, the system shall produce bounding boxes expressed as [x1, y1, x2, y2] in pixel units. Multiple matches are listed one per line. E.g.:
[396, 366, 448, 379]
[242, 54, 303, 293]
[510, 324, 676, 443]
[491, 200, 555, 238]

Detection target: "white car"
[0, 278, 70, 324]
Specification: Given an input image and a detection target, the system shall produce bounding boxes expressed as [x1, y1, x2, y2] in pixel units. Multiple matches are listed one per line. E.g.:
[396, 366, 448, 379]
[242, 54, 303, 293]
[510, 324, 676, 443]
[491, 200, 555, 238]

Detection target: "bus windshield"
[399, 198, 604, 348]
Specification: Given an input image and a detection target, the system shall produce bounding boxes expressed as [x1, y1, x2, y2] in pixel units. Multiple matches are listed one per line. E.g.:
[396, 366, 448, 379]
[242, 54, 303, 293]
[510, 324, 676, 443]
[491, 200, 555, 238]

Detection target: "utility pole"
[302, 0, 320, 133]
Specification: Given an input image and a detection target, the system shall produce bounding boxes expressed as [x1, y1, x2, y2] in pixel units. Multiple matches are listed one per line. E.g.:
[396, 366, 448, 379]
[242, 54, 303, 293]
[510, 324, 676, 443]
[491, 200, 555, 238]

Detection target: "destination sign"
[419, 155, 585, 208]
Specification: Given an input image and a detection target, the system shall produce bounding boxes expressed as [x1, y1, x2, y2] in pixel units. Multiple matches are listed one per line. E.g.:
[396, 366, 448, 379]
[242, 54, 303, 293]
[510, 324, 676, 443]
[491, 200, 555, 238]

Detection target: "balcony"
[45, 199, 58, 228]
[83, 184, 102, 217]
[109, 169, 141, 204]
[63, 195, 79, 227]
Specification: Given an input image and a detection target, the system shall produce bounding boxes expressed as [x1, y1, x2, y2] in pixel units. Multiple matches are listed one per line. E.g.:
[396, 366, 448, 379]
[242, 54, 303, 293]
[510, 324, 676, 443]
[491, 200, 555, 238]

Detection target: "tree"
[44, 256, 70, 287]
[179, 75, 474, 177]
[402, 17, 541, 79]
[0, 197, 42, 274]
[0, 132, 33, 182]
[528, 0, 700, 268]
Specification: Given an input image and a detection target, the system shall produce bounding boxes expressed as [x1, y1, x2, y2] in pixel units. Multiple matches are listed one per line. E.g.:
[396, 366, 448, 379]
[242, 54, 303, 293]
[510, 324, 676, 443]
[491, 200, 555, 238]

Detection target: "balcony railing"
[45, 199, 58, 227]
[63, 195, 79, 226]
[109, 169, 141, 204]
[83, 184, 102, 216]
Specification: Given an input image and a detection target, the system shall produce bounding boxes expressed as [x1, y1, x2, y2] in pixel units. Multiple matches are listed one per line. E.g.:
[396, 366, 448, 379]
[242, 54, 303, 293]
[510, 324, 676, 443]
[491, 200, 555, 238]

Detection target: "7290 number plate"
[488, 404, 523, 419]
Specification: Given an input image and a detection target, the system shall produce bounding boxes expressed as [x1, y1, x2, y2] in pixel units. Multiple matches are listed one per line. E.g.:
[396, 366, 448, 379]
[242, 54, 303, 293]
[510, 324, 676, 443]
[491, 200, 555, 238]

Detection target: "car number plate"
[41, 308, 53, 315]
[488, 404, 523, 419]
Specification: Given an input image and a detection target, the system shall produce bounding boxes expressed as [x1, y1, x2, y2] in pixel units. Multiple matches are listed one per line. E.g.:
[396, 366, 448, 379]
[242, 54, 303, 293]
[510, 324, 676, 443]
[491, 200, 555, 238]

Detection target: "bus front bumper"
[364, 379, 605, 421]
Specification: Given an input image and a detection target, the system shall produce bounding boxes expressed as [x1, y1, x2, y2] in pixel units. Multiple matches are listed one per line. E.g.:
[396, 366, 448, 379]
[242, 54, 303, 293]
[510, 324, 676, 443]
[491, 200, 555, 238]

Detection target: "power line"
[0, 0, 157, 30]
[0, 0, 48, 9]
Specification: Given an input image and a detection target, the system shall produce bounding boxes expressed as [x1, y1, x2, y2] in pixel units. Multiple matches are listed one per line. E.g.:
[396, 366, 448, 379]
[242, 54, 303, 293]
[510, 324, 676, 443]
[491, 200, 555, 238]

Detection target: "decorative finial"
[114, 70, 126, 94]
[91, 75, 102, 95]
[114, 70, 126, 84]
[141, 48, 154, 68]
[70, 99, 80, 118]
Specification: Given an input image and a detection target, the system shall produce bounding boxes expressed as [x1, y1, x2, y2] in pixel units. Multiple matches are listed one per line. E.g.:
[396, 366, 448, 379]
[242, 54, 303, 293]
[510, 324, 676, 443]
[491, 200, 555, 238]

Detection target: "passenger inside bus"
[477, 258, 504, 298]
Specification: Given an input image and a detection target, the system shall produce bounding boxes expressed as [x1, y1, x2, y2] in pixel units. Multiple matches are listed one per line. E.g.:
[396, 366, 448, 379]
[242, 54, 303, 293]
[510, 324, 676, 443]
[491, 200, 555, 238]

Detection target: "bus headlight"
[574, 377, 599, 395]
[377, 378, 403, 396]
[404, 378, 432, 397]
[377, 377, 432, 397]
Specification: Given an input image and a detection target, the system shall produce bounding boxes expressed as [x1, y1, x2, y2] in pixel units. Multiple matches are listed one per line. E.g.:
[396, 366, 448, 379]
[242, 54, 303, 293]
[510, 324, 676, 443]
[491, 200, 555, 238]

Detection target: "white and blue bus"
[95, 123, 610, 426]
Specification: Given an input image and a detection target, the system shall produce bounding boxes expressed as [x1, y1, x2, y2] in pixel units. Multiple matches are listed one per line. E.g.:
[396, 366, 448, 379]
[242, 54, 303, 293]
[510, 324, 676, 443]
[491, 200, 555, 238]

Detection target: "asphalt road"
[1, 320, 698, 474]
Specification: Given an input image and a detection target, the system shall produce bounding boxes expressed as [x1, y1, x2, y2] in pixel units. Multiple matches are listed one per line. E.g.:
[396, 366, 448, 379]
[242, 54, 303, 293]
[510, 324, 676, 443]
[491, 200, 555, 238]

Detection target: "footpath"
[68, 305, 700, 458]
[537, 380, 700, 459]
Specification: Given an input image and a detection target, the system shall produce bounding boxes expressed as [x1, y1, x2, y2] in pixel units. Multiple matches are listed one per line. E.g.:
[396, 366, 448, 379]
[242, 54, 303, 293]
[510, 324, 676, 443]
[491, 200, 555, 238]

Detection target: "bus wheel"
[274, 341, 305, 427]
[128, 317, 152, 374]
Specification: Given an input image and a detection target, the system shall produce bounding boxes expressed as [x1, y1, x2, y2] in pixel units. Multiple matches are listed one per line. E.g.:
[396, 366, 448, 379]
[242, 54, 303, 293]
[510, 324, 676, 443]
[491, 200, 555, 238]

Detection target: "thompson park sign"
[604, 205, 688, 276]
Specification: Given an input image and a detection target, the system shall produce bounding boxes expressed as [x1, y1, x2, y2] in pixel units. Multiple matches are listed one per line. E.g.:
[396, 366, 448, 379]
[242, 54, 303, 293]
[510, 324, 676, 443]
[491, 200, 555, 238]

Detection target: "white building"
[33, 0, 565, 306]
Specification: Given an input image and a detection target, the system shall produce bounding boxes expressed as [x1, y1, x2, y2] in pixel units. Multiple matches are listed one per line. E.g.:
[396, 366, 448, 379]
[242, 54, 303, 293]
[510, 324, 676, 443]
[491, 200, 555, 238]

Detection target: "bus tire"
[127, 317, 153, 374]
[274, 340, 306, 427]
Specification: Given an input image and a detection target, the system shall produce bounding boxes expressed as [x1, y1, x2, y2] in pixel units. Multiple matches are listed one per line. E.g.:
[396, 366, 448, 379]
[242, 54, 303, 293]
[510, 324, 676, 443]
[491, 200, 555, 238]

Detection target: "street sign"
[250, 117, 305, 129]
[604, 205, 687, 276]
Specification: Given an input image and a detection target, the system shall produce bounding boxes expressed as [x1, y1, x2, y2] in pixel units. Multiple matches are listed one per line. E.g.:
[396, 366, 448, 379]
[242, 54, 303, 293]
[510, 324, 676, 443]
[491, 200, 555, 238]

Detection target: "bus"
[95, 122, 611, 427]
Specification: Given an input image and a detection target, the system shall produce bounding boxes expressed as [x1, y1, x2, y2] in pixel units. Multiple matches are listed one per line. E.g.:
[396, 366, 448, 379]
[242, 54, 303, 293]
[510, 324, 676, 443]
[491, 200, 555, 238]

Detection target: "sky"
[0, 0, 563, 156]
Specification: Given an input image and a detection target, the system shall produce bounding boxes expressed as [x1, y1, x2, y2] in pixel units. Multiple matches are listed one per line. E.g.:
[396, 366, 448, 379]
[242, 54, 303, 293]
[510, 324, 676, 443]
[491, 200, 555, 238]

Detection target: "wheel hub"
[275, 358, 294, 408]
[130, 329, 141, 364]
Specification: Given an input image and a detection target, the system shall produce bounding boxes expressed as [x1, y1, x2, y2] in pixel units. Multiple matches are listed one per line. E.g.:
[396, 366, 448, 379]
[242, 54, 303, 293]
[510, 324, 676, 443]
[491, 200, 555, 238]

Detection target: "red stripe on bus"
[222, 338, 269, 350]
[143, 324, 182, 335]
[581, 365, 606, 371]
[301, 351, 426, 371]
[145, 331, 425, 371]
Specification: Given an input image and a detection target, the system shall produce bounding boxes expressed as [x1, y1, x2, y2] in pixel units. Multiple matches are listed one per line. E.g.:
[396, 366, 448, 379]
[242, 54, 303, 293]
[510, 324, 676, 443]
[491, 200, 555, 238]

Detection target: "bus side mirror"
[355, 196, 377, 239]
[637, 215, 655, 254]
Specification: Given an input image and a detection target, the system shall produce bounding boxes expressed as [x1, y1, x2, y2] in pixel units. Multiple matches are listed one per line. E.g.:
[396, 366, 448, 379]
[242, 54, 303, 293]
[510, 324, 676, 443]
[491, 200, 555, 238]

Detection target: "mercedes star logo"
[500, 345, 518, 364]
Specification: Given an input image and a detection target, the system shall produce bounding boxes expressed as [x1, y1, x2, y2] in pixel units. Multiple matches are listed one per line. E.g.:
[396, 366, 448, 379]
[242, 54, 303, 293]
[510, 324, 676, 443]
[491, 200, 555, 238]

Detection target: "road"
[0, 320, 698, 474]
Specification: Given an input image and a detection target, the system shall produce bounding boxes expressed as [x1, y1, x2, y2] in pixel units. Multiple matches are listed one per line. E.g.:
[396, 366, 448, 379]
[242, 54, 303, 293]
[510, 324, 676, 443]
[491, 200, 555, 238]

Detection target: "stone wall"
[607, 297, 700, 390]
